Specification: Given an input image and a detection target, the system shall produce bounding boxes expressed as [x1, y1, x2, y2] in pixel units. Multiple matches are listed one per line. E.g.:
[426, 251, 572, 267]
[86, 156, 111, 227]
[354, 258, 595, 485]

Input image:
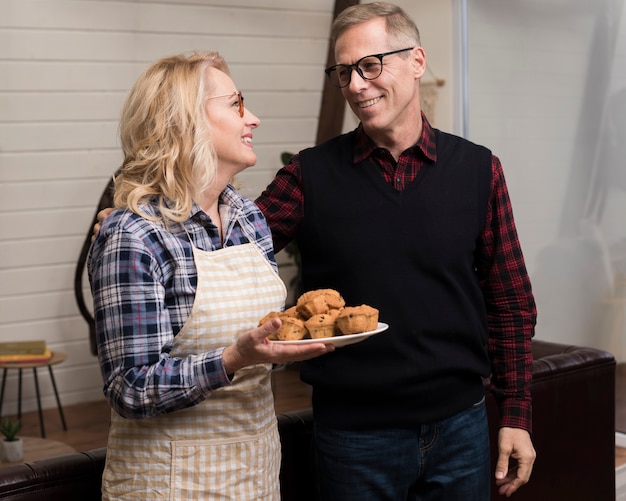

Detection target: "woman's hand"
[222, 318, 334, 374]
[91, 207, 114, 242]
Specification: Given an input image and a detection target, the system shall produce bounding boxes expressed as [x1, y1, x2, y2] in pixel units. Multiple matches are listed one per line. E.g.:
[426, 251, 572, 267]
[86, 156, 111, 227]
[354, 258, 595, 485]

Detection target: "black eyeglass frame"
[206, 92, 244, 117]
[324, 47, 416, 88]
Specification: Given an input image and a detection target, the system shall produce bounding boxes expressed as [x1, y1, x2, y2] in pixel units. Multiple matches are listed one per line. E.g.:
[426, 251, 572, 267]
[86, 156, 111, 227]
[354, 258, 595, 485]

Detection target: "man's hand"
[91, 207, 114, 242]
[494, 427, 536, 497]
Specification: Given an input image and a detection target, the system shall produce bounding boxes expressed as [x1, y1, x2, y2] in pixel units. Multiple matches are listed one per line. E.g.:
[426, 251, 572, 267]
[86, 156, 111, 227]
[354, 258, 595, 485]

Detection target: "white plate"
[271, 322, 389, 348]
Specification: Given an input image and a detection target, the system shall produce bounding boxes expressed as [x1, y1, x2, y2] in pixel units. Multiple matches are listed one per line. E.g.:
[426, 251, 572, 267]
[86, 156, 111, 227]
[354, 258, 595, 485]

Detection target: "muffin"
[275, 317, 308, 341]
[335, 305, 379, 335]
[259, 311, 282, 327]
[305, 313, 337, 339]
[282, 305, 299, 318]
[296, 289, 345, 319]
[296, 293, 329, 319]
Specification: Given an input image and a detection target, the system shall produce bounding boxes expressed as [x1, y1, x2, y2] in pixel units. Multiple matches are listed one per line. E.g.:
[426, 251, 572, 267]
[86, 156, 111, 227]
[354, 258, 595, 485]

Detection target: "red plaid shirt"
[256, 115, 537, 432]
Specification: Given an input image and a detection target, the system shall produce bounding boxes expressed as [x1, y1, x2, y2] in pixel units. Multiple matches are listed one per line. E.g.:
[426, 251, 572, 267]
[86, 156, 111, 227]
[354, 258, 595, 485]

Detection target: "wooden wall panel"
[0, 123, 117, 152]
[0, 237, 84, 267]
[0, 318, 92, 346]
[0, 180, 115, 209]
[0, 291, 79, 325]
[0, 30, 328, 63]
[0, 152, 121, 181]
[2, 2, 331, 36]
[0, 265, 76, 296]
[0, 93, 126, 121]
[0, 62, 143, 91]
[0, 209, 98, 239]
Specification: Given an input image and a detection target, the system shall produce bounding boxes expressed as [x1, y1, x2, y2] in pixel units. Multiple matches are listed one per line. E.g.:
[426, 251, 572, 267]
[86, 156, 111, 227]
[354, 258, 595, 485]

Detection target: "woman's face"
[205, 68, 260, 175]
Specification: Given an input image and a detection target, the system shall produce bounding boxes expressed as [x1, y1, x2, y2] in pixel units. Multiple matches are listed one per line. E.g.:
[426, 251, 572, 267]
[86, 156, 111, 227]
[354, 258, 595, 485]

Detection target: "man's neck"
[364, 114, 423, 161]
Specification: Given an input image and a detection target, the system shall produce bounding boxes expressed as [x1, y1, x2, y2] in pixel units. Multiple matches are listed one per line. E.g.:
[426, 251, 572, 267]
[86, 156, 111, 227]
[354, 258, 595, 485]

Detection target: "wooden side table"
[0, 436, 75, 465]
[0, 352, 68, 438]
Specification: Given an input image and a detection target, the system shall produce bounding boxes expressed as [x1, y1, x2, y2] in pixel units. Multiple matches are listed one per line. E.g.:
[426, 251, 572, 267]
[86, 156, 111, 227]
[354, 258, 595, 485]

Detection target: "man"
[256, 3, 536, 500]
[94, 3, 536, 499]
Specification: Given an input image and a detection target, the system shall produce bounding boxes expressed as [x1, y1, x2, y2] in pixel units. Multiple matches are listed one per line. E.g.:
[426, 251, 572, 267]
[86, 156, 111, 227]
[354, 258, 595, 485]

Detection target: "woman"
[88, 52, 333, 500]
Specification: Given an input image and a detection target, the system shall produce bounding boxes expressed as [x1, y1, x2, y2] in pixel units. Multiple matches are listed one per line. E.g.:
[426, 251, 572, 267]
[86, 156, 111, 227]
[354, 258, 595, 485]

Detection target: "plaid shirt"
[256, 115, 537, 432]
[88, 184, 277, 419]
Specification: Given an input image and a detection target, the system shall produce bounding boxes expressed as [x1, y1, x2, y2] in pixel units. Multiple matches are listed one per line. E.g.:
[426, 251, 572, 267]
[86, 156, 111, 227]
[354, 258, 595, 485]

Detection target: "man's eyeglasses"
[325, 47, 415, 88]
[206, 92, 244, 117]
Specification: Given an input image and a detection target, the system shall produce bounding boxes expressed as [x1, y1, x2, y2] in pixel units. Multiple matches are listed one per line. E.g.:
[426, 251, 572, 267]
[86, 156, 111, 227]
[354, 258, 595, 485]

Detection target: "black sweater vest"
[298, 128, 493, 428]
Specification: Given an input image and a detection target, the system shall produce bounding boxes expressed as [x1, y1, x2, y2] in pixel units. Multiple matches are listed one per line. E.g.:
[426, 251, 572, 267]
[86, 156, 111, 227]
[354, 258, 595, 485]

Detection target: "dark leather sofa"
[0, 340, 616, 501]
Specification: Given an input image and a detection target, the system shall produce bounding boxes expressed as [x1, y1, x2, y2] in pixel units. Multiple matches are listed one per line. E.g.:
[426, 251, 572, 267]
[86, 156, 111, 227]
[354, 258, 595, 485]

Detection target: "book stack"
[0, 340, 52, 363]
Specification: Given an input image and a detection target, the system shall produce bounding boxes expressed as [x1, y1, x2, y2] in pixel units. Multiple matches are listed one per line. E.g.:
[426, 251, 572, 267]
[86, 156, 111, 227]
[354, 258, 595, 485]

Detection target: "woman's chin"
[243, 153, 257, 168]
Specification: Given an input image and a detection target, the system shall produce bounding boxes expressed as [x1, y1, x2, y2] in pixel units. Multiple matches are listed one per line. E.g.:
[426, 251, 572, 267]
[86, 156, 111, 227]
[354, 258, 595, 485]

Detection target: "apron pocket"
[170, 427, 281, 501]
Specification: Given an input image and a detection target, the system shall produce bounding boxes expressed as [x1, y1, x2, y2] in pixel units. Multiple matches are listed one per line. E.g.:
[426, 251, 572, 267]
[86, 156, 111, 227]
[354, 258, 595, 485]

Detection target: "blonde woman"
[88, 52, 333, 500]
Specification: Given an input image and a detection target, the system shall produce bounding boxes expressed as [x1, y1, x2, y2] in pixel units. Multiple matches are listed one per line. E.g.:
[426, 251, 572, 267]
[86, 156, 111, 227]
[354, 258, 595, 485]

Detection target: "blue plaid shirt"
[88, 184, 277, 419]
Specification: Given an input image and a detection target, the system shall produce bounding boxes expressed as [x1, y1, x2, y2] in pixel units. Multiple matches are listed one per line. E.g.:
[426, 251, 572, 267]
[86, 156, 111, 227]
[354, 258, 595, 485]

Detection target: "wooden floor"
[6, 363, 626, 468]
[12, 364, 313, 453]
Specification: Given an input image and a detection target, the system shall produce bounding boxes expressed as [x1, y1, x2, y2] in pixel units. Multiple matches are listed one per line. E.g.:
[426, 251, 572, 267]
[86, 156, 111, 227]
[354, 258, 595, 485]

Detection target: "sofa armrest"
[0, 447, 106, 500]
[532, 339, 616, 376]
[488, 339, 616, 501]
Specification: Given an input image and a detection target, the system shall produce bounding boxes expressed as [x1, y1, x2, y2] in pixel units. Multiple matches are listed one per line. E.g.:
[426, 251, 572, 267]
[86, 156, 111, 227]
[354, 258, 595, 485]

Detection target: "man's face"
[334, 18, 425, 142]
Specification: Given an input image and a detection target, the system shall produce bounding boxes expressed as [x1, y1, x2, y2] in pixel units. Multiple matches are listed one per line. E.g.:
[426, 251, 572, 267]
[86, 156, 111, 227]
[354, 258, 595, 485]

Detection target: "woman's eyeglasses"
[207, 92, 244, 117]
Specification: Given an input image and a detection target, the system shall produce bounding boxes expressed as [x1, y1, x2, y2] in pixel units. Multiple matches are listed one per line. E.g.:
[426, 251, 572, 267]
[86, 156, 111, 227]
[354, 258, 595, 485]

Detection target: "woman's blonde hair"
[114, 51, 229, 224]
[331, 2, 421, 49]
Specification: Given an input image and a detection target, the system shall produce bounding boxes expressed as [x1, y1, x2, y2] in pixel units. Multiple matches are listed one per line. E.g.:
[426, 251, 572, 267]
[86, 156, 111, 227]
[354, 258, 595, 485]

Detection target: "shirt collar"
[354, 112, 437, 164]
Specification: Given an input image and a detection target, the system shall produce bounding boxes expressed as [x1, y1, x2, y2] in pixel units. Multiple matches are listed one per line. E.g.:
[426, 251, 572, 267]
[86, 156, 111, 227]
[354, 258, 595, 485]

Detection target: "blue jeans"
[313, 398, 490, 501]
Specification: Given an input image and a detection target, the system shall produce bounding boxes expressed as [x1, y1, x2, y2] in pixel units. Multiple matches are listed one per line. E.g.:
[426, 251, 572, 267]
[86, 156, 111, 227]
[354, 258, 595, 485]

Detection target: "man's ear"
[413, 46, 427, 80]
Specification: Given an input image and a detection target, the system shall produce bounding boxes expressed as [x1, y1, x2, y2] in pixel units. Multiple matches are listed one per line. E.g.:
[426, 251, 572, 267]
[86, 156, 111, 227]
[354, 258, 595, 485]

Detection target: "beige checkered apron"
[102, 242, 287, 500]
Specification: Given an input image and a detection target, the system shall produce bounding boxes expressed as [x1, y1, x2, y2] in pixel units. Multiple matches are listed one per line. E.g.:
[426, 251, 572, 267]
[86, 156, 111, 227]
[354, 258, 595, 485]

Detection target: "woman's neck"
[198, 188, 224, 243]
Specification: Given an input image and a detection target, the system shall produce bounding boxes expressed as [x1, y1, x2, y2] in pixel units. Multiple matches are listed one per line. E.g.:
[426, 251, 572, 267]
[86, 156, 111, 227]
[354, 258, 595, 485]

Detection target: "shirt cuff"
[499, 398, 532, 434]
[196, 347, 233, 394]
